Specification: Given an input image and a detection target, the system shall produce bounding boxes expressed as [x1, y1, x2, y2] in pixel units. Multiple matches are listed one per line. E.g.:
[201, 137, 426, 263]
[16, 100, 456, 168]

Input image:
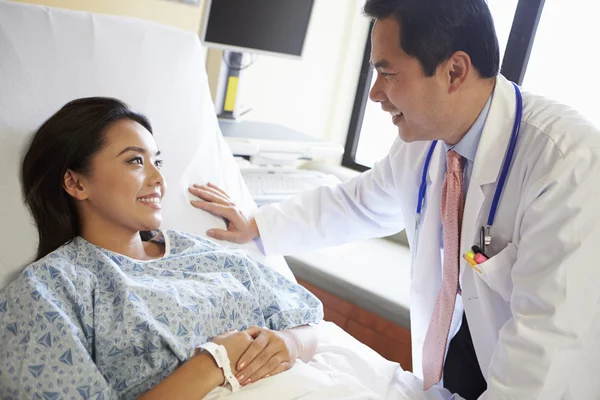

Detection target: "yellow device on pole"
[223, 76, 239, 112]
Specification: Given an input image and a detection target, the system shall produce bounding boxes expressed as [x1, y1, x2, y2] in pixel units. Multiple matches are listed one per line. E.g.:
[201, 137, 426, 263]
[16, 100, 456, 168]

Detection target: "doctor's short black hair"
[363, 0, 500, 78]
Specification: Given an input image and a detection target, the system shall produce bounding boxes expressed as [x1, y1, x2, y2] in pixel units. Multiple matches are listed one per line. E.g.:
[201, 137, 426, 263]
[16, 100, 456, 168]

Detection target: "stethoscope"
[414, 82, 523, 255]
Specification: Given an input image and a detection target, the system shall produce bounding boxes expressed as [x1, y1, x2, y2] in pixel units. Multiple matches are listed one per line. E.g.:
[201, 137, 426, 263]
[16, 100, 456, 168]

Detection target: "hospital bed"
[0, 1, 450, 398]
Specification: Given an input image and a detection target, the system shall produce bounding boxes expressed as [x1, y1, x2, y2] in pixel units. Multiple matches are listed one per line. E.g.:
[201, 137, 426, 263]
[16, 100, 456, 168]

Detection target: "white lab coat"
[254, 75, 600, 399]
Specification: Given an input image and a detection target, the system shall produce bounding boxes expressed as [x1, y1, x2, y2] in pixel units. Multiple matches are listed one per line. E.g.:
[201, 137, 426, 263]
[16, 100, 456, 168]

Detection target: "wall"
[205, 0, 371, 148]
[298, 279, 412, 371]
[11, 0, 206, 33]
[14, 0, 372, 151]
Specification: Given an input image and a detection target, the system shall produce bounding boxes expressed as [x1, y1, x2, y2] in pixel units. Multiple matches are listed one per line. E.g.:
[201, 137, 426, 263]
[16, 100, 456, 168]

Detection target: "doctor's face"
[369, 17, 451, 143]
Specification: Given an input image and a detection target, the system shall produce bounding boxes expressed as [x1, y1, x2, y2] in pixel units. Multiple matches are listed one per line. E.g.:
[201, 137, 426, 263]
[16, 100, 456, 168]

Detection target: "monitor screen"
[202, 0, 314, 57]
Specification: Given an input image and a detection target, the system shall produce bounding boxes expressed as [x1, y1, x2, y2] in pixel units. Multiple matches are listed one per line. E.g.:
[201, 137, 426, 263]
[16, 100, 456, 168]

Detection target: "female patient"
[0, 98, 323, 399]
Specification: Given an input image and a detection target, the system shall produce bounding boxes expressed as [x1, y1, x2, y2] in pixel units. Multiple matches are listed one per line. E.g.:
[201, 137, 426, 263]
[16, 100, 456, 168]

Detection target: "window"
[522, 0, 600, 128]
[343, 0, 533, 170]
[487, 0, 520, 63]
[354, 73, 397, 167]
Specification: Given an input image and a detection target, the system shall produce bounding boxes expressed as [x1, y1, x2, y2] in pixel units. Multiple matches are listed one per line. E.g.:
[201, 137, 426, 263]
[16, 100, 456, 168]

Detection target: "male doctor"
[190, 0, 600, 398]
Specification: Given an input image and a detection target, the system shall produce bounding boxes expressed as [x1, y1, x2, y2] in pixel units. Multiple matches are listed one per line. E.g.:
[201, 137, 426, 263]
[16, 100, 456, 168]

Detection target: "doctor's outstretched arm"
[190, 143, 407, 255]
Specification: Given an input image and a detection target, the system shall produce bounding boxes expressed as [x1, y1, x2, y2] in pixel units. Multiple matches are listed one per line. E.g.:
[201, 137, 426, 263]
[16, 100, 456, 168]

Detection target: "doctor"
[190, 0, 600, 398]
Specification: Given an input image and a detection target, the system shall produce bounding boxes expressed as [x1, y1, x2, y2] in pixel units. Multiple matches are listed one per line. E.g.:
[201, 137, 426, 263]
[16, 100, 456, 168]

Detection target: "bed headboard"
[0, 0, 294, 289]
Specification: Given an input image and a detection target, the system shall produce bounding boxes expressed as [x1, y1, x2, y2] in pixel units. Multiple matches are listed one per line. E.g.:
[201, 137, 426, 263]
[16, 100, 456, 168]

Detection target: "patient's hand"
[234, 326, 300, 386]
[189, 183, 259, 243]
[208, 330, 254, 377]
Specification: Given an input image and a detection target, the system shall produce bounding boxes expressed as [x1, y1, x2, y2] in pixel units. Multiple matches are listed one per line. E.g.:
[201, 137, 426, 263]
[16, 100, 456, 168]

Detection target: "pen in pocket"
[463, 251, 482, 273]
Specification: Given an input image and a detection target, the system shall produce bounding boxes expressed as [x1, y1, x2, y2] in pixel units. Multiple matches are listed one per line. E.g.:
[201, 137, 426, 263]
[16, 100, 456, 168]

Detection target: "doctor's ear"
[63, 169, 89, 200]
[444, 51, 472, 93]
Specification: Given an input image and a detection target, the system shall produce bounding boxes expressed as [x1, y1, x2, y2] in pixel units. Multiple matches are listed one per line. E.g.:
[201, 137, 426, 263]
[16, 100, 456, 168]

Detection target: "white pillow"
[0, 0, 293, 289]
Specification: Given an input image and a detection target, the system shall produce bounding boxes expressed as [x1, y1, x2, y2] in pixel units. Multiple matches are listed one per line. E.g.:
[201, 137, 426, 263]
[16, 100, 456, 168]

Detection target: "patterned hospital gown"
[0, 230, 323, 399]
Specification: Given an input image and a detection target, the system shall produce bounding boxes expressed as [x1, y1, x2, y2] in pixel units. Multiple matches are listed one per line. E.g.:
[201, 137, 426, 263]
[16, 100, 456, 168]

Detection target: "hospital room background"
[1, 0, 599, 394]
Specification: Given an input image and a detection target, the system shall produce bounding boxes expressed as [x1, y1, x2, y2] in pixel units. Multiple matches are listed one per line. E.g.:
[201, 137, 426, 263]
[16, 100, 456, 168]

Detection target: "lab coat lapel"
[460, 75, 519, 279]
[426, 140, 444, 189]
[410, 140, 446, 378]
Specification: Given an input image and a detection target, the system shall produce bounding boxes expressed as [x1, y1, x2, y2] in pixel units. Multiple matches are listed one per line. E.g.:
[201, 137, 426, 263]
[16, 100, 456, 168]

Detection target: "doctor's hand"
[189, 183, 259, 243]
[234, 326, 300, 386]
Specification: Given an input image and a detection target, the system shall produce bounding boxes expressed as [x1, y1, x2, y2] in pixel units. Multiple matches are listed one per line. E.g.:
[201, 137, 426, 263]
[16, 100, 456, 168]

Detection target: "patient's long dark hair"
[22, 97, 154, 261]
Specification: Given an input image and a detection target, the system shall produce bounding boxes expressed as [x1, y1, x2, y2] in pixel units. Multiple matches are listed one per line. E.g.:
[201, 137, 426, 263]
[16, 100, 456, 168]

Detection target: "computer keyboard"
[242, 168, 341, 206]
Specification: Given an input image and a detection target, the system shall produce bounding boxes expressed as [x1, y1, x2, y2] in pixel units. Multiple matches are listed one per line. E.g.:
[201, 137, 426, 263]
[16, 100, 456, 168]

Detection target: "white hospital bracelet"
[197, 342, 241, 392]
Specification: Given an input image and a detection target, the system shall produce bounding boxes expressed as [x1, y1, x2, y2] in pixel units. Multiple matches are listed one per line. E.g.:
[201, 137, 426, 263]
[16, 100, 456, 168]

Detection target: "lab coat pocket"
[477, 243, 517, 303]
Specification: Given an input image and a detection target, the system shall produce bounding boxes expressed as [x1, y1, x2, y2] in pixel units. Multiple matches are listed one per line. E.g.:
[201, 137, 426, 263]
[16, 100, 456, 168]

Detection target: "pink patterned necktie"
[422, 149, 465, 389]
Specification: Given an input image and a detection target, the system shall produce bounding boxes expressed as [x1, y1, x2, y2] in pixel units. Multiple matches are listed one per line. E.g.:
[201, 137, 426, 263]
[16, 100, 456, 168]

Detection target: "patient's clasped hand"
[0, 98, 323, 399]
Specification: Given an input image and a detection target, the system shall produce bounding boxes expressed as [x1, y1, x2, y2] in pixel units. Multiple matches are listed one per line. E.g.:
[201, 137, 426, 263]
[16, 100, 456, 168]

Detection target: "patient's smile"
[137, 193, 162, 209]
[138, 197, 160, 203]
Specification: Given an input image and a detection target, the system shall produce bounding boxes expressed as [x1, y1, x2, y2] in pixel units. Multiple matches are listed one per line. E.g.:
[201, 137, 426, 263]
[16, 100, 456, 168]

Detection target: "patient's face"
[80, 119, 166, 234]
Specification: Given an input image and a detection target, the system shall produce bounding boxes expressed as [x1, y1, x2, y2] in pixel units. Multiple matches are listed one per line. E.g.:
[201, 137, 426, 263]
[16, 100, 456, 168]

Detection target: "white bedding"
[203, 322, 453, 400]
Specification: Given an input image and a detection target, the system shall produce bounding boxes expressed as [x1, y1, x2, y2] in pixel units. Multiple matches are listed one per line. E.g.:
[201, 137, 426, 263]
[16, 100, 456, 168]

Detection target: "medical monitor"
[201, 0, 314, 58]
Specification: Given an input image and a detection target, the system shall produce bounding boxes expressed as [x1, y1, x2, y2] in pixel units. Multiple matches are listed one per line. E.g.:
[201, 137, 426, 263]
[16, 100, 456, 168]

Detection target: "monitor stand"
[215, 51, 253, 120]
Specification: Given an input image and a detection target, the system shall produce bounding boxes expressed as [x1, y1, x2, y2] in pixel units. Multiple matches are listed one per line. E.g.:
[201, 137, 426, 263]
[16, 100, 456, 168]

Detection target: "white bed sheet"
[203, 322, 453, 400]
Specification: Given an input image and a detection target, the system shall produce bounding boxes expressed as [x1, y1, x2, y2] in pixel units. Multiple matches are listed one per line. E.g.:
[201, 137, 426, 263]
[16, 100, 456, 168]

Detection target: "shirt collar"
[444, 95, 492, 163]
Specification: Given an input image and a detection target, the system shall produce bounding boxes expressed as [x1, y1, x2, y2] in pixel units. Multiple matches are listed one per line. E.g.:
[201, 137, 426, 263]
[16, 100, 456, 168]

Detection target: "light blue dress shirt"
[443, 95, 493, 192]
[440, 95, 492, 249]
[438, 97, 493, 398]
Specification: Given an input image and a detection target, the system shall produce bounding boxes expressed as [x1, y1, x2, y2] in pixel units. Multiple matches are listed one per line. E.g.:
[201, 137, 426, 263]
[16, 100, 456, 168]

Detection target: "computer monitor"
[201, 1, 315, 120]
[201, 0, 314, 59]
